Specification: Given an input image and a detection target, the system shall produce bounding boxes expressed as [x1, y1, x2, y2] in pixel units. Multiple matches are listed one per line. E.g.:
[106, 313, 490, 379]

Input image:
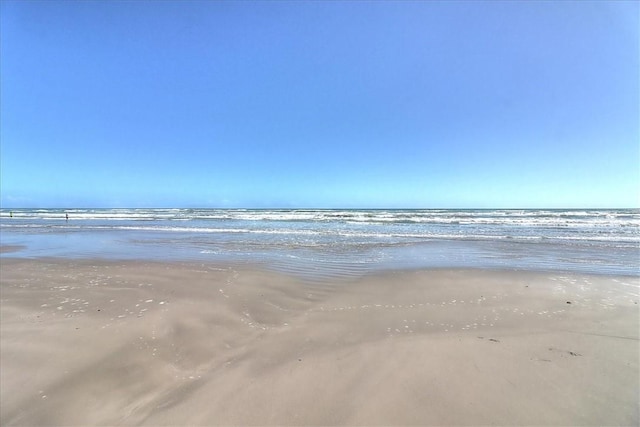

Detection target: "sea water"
[1, 209, 638, 278]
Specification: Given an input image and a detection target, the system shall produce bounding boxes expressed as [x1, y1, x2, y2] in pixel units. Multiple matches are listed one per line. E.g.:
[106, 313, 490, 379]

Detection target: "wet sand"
[1, 258, 638, 425]
[0, 245, 24, 254]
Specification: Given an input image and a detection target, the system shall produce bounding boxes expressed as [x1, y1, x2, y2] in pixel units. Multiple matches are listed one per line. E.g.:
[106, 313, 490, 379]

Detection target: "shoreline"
[2, 249, 639, 281]
[1, 257, 638, 425]
[0, 245, 25, 254]
[2, 207, 638, 278]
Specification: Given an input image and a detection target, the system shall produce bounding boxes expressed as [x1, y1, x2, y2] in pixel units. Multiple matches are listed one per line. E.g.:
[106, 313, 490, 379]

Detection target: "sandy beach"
[1, 257, 638, 425]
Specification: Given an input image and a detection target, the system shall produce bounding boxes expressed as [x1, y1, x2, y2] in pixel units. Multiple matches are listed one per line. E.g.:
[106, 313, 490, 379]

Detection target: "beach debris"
[566, 301, 572, 304]
[478, 337, 500, 343]
[548, 347, 582, 356]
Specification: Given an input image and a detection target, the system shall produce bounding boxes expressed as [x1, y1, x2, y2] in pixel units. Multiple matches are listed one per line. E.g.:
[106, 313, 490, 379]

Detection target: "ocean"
[1, 208, 638, 279]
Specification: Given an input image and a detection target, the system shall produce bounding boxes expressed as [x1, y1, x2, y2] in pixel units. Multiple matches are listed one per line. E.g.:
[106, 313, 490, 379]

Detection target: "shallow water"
[1, 208, 638, 278]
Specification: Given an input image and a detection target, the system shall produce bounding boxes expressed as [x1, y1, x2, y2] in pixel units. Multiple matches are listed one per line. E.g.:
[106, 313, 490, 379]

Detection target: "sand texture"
[1, 259, 638, 425]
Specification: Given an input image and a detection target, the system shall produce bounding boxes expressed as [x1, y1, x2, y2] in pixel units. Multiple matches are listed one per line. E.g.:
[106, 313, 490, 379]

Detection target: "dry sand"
[1, 258, 638, 426]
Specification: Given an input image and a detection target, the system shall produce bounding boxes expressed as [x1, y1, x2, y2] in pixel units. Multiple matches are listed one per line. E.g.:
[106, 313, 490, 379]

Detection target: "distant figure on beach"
[65, 213, 69, 221]
[9, 211, 12, 218]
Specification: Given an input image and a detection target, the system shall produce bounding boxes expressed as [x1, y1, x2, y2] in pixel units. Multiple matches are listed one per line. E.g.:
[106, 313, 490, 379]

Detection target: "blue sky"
[1, 1, 638, 208]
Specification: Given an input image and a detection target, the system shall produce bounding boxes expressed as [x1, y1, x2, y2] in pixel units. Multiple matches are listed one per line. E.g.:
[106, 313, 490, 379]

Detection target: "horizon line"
[2, 206, 638, 211]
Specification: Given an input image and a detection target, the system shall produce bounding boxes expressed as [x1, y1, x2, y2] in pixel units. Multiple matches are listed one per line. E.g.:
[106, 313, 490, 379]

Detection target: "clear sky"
[1, 0, 638, 208]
